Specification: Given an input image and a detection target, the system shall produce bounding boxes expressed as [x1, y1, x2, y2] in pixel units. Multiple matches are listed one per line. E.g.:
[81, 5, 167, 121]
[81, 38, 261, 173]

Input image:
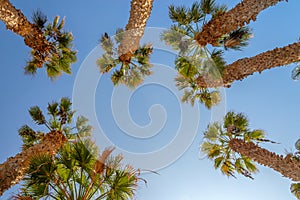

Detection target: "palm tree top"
[201, 111, 275, 179]
[97, 29, 153, 88]
[18, 97, 92, 150]
[15, 136, 143, 200]
[161, 0, 253, 108]
[25, 11, 77, 80]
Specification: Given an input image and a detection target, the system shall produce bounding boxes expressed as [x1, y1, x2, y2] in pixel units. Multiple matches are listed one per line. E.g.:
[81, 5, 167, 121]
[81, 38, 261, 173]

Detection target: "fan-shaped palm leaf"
[17, 137, 142, 200]
[97, 31, 153, 88]
[25, 13, 77, 79]
[163, 0, 252, 108]
[200, 112, 273, 179]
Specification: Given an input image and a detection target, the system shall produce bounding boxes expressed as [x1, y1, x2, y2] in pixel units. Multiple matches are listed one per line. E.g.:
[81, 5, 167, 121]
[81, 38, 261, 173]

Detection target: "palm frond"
[18, 125, 41, 150]
[200, 112, 273, 179]
[291, 183, 300, 199]
[115, 28, 125, 44]
[292, 65, 300, 80]
[210, 49, 226, 74]
[189, 2, 204, 23]
[168, 5, 191, 26]
[28, 106, 47, 125]
[219, 27, 253, 50]
[201, 0, 216, 14]
[26, 15, 77, 79]
[32, 10, 47, 29]
[175, 56, 198, 78]
[100, 33, 114, 55]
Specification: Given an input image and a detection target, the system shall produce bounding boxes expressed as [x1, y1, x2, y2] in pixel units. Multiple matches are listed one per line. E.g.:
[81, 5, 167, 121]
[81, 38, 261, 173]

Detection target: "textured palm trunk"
[229, 138, 300, 181]
[118, 0, 154, 63]
[196, 41, 300, 88]
[0, 0, 50, 66]
[0, 130, 67, 196]
[194, 0, 285, 46]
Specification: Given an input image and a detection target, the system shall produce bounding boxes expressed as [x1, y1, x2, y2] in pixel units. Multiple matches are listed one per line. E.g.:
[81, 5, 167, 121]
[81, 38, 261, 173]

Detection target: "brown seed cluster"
[197, 41, 300, 88]
[118, 0, 154, 63]
[229, 138, 300, 182]
[194, 0, 285, 46]
[0, 131, 66, 196]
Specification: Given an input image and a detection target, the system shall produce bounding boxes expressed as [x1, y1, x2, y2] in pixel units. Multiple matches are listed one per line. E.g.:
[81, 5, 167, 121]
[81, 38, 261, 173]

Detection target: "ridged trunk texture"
[118, 0, 154, 63]
[0, 131, 67, 196]
[229, 138, 300, 182]
[0, 0, 50, 66]
[196, 41, 300, 88]
[194, 0, 285, 46]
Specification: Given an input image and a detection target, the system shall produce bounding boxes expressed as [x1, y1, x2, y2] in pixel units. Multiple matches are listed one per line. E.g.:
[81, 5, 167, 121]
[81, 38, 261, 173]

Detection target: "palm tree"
[118, 0, 154, 64]
[14, 138, 143, 200]
[0, 98, 84, 195]
[0, 130, 66, 196]
[98, 0, 154, 88]
[0, 1, 77, 79]
[0, 0, 49, 58]
[162, 0, 252, 108]
[194, 0, 286, 46]
[97, 30, 153, 88]
[201, 111, 300, 181]
[196, 41, 300, 88]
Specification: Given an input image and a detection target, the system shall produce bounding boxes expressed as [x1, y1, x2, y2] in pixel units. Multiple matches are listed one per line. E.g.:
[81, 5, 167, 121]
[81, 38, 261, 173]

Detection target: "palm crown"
[201, 112, 271, 179]
[15, 138, 142, 200]
[15, 98, 143, 199]
[24, 11, 77, 80]
[97, 29, 153, 88]
[162, 0, 252, 108]
[18, 97, 91, 150]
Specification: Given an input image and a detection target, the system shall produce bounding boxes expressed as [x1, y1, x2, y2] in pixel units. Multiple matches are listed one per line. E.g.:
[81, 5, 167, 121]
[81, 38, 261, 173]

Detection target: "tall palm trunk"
[194, 0, 285, 46]
[197, 41, 300, 88]
[0, 0, 50, 66]
[118, 0, 154, 64]
[0, 131, 66, 196]
[229, 138, 300, 182]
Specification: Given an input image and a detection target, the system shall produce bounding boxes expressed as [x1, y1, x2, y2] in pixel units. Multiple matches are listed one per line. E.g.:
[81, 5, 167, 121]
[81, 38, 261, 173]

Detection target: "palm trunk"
[194, 0, 285, 46]
[0, 0, 50, 66]
[0, 130, 67, 196]
[229, 138, 300, 182]
[196, 41, 300, 88]
[118, 0, 154, 63]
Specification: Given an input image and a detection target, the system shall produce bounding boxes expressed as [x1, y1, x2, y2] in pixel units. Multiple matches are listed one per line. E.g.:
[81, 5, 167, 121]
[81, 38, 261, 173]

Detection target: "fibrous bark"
[0, 131, 66, 196]
[196, 41, 300, 88]
[194, 0, 285, 46]
[118, 0, 154, 63]
[229, 138, 300, 182]
[0, 0, 50, 66]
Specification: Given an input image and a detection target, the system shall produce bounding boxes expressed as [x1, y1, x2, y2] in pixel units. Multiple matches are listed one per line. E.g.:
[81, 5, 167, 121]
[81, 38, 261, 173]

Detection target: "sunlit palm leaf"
[291, 183, 300, 199]
[25, 14, 77, 79]
[200, 112, 272, 179]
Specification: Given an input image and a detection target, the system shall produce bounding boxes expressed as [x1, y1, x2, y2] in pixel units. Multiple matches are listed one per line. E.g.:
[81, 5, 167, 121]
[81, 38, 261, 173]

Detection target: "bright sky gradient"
[1, 0, 300, 200]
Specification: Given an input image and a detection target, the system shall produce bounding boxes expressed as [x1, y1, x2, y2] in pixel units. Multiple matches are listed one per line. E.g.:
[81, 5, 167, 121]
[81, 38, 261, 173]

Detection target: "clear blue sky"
[1, 0, 300, 199]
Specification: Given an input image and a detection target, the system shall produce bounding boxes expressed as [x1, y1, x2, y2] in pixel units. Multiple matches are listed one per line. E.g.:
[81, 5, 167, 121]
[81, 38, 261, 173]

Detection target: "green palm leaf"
[97, 30, 153, 88]
[200, 112, 272, 179]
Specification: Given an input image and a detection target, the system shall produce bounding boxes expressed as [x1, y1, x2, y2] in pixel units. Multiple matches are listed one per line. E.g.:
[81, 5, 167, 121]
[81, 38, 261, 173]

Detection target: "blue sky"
[1, 0, 300, 199]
